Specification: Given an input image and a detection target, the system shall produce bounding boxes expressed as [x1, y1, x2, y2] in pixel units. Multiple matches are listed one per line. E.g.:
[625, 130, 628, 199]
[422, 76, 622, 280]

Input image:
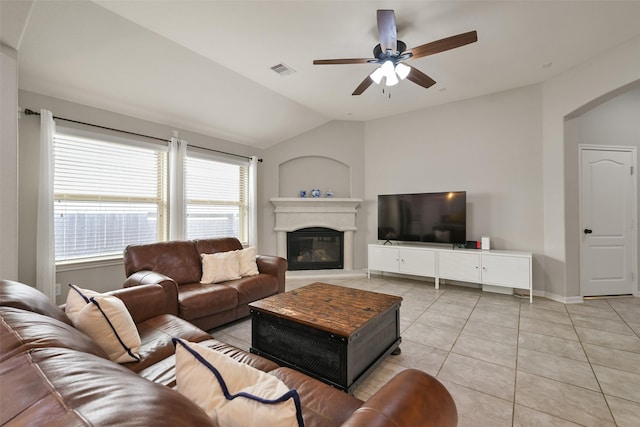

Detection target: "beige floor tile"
[513, 404, 583, 426]
[517, 347, 599, 391]
[461, 320, 518, 345]
[388, 339, 448, 376]
[414, 310, 468, 332]
[524, 298, 568, 312]
[515, 371, 615, 427]
[605, 395, 640, 427]
[518, 330, 587, 361]
[440, 380, 513, 427]
[520, 306, 572, 325]
[427, 300, 475, 319]
[629, 321, 640, 336]
[592, 364, 640, 403]
[615, 308, 640, 324]
[575, 326, 640, 352]
[519, 317, 579, 341]
[566, 303, 618, 319]
[452, 334, 517, 369]
[469, 307, 520, 329]
[438, 353, 515, 401]
[584, 343, 640, 374]
[570, 313, 636, 335]
[402, 322, 459, 351]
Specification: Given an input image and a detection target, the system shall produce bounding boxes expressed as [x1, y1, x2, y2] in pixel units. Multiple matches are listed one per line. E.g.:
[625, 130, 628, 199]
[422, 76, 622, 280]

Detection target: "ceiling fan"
[313, 9, 478, 95]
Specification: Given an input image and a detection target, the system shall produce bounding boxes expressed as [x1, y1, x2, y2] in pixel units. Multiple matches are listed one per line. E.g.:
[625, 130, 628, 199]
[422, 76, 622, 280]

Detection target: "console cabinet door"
[438, 251, 481, 283]
[368, 245, 400, 273]
[399, 248, 436, 277]
[481, 253, 531, 288]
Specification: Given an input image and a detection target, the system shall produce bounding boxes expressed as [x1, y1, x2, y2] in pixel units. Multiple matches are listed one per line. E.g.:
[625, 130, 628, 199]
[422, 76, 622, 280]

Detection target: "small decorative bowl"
[310, 188, 321, 198]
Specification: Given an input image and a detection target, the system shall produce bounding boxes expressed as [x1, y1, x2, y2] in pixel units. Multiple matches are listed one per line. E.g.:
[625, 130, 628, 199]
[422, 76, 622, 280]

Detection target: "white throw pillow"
[65, 284, 100, 323]
[174, 339, 303, 427]
[66, 285, 141, 363]
[201, 252, 241, 284]
[237, 247, 259, 277]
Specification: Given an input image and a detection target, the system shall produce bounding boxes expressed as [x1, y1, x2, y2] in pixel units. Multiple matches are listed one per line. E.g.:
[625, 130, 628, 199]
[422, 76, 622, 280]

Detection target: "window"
[53, 131, 253, 264]
[184, 153, 249, 244]
[54, 132, 167, 262]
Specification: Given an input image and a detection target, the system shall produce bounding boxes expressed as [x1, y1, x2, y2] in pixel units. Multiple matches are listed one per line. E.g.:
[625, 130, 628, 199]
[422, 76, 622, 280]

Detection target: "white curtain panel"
[169, 137, 186, 240]
[36, 109, 56, 302]
[248, 156, 258, 248]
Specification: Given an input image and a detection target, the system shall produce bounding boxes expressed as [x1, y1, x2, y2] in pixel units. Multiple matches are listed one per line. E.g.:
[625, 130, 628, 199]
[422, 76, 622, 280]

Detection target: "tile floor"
[211, 275, 640, 427]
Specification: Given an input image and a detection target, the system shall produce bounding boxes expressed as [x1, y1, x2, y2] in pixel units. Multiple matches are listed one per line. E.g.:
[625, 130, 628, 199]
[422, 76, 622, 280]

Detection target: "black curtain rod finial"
[24, 108, 40, 116]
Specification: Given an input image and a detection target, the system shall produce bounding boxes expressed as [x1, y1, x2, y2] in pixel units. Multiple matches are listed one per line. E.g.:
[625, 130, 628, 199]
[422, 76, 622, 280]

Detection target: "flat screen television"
[378, 191, 467, 244]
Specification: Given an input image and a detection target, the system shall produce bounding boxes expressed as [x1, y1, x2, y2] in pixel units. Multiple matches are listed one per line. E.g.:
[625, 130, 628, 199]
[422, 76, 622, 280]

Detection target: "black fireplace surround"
[287, 227, 344, 271]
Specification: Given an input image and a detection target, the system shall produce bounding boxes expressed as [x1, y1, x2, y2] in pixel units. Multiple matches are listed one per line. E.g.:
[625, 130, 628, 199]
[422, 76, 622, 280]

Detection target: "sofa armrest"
[123, 271, 179, 315]
[256, 255, 288, 294]
[108, 284, 167, 324]
[342, 369, 457, 427]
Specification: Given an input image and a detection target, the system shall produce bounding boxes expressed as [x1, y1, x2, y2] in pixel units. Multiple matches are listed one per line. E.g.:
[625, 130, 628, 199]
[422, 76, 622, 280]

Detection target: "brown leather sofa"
[0, 279, 458, 427]
[123, 237, 288, 330]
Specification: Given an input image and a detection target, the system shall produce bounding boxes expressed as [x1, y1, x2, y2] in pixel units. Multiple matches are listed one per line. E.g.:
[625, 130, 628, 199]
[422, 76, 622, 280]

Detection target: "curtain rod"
[22, 108, 262, 162]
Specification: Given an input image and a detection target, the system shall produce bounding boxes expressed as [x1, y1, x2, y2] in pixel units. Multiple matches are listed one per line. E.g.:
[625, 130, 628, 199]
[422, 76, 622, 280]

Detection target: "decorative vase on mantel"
[310, 188, 321, 198]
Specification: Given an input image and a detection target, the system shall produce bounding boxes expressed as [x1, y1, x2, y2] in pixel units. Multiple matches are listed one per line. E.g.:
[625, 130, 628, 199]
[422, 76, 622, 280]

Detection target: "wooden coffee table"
[249, 282, 402, 393]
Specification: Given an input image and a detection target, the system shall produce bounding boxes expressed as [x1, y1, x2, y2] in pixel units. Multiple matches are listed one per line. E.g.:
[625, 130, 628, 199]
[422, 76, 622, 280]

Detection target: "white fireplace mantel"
[270, 197, 362, 270]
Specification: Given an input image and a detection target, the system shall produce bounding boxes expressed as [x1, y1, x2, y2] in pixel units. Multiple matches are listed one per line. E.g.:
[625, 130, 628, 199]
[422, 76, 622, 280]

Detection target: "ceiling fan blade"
[405, 66, 436, 89]
[352, 74, 374, 96]
[377, 9, 397, 53]
[313, 58, 374, 65]
[408, 31, 478, 60]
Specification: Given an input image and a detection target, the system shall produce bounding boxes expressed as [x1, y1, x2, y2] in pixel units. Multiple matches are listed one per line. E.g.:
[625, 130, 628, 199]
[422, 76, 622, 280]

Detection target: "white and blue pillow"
[173, 338, 304, 427]
[66, 284, 141, 363]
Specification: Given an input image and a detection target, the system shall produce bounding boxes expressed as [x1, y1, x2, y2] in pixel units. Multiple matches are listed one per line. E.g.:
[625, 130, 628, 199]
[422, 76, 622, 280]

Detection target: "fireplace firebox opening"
[287, 227, 344, 271]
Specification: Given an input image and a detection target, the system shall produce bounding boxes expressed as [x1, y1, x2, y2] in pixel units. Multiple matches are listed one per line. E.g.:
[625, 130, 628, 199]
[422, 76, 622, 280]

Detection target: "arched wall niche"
[278, 156, 351, 198]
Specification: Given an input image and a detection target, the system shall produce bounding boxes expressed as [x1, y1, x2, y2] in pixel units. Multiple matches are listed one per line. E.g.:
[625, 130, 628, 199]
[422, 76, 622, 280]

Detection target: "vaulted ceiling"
[3, 1, 640, 148]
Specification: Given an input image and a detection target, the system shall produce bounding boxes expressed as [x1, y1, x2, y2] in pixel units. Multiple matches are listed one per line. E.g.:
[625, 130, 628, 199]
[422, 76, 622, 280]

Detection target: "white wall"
[542, 35, 640, 301]
[364, 85, 545, 293]
[564, 86, 640, 297]
[0, 45, 19, 281]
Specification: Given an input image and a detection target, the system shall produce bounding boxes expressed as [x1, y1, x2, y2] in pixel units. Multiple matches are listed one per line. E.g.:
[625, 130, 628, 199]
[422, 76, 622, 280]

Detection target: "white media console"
[368, 244, 533, 303]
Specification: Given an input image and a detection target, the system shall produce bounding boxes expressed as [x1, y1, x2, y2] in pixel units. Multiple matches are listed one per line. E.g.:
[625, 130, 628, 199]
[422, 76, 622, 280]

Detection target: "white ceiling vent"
[270, 63, 296, 76]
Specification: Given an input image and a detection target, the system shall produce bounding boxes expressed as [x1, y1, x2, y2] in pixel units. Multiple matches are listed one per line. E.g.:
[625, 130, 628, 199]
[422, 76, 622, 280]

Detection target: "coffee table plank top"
[249, 282, 402, 337]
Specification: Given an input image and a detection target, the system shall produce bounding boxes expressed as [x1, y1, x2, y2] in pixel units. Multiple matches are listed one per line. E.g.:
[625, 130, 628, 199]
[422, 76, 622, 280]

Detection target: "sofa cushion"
[201, 251, 241, 284]
[178, 283, 238, 321]
[225, 275, 278, 305]
[174, 339, 303, 427]
[271, 367, 364, 427]
[194, 237, 244, 255]
[66, 285, 141, 363]
[238, 247, 259, 277]
[0, 347, 214, 426]
[121, 314, 211, 373]
[124, 240, 202, 285]
[0, 280, 72, 325]
[0, 307, 108, 362]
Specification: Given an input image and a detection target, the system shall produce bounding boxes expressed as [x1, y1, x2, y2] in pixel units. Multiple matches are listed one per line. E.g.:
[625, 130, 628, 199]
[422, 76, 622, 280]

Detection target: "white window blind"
[53, 133, 167, 262]
[185, 154, 249, 243]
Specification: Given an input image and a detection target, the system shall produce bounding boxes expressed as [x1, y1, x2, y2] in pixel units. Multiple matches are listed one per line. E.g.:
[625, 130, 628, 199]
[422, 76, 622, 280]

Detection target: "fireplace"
[271, 197, 362, 271]
[287, 227, 344, 271]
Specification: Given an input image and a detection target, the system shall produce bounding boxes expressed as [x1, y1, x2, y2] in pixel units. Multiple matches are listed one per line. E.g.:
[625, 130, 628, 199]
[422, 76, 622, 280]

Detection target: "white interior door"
[580, 146, 636, 296]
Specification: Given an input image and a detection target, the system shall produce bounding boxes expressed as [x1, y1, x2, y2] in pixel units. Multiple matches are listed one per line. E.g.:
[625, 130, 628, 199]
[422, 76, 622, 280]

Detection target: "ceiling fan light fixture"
[381, 60, 395, 78]
[370, 67, 384, 84]
[385, 72, 399, 86]
[395, 62, 410, 80]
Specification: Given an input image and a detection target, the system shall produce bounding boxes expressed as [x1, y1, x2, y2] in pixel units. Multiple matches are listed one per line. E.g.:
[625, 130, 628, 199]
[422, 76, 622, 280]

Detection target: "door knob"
[584, 229, 593, 234]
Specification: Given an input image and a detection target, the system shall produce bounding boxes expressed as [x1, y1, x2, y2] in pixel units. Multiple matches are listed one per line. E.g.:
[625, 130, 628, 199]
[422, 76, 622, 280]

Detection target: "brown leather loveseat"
[0, 279, 458, 427]
[123, 237, 287, 330]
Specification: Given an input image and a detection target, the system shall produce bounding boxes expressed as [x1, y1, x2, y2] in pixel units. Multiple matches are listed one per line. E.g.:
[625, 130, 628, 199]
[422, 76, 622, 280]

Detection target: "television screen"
[378, 192, 466, 244]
